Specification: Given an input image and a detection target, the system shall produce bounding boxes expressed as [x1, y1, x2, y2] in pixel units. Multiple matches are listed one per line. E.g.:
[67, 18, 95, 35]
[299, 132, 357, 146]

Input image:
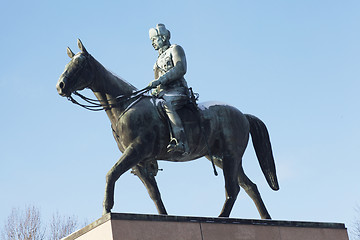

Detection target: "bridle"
[64, 53, 151, 111]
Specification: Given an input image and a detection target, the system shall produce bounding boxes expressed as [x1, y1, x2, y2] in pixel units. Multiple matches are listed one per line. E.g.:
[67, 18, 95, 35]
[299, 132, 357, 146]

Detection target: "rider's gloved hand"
[151, 88, 159, 96]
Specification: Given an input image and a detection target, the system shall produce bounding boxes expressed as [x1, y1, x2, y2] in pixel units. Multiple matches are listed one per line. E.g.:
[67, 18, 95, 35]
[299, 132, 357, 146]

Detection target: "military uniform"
[149, 24, 190, 154]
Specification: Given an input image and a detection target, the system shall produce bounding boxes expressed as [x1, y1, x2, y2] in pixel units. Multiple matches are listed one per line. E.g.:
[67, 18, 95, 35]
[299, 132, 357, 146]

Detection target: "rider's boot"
[164, 99, 190, 155]
[167, 127, 190, 155]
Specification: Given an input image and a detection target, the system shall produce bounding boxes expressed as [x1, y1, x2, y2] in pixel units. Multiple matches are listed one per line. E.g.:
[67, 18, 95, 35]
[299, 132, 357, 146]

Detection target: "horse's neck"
[90, 57, 137, 123]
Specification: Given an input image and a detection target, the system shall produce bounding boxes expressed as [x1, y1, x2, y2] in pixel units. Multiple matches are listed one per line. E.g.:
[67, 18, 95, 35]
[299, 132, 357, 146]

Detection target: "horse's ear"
[67, 47, 75, 58]
[77, 39, 88, 54]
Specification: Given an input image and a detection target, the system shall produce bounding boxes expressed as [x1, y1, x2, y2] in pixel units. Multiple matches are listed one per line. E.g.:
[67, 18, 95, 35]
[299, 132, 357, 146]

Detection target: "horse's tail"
[245, 114, 279, 191]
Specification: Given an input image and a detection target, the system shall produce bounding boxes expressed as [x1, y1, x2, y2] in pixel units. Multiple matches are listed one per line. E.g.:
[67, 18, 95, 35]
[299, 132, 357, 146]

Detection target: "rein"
[67, 86, 151, 111]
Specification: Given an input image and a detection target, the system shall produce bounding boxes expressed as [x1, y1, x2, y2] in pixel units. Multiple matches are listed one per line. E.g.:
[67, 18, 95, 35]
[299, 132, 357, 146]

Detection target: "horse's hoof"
[102, 209, 111, 216]
[218, 212, 230, 218]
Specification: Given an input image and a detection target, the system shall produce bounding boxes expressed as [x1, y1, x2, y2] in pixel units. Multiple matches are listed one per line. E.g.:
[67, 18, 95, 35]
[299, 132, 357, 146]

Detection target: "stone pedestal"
[62, 213, 349, 240]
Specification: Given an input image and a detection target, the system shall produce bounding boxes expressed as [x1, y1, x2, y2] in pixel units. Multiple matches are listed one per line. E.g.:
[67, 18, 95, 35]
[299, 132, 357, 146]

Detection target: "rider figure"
[148, 23, 190, 154]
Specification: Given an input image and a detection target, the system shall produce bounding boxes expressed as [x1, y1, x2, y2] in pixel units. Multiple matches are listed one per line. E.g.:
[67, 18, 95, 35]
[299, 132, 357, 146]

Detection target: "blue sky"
[1, 0, 359, 235]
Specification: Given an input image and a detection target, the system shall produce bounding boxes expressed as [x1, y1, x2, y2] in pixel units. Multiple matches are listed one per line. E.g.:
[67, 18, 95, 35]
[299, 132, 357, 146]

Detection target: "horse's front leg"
[132, 160, 167, 215]
[103, 139, 151, 215]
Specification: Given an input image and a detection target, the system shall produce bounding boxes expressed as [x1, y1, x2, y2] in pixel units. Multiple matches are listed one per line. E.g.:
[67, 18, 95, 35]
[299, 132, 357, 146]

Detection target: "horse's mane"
[108, 69, 137, 90]
[91, 55, 137, 94]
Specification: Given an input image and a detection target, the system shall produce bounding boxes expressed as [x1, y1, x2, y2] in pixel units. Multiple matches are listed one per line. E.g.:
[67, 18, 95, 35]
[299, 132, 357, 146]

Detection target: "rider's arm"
[156, 45, 187, 86]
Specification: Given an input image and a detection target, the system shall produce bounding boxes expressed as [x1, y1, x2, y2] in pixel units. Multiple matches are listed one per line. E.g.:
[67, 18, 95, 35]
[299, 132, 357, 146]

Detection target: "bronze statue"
[56, 38, 279, 219]
[148, 24, 190, 155]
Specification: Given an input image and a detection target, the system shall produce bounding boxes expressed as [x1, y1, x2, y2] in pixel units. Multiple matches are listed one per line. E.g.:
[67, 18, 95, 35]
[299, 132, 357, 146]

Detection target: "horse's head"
[56, 39, 94, 97]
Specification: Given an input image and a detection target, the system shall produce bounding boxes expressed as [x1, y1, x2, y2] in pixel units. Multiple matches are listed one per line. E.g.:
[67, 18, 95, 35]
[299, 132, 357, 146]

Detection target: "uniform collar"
[158, 45, 170, 55]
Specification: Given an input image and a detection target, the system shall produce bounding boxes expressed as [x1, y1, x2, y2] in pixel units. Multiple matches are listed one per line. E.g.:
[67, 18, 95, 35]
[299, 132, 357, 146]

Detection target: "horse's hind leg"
[219, 155, 240, 217]
[131, 161, 167, 215]
[238, 166, 271, 219]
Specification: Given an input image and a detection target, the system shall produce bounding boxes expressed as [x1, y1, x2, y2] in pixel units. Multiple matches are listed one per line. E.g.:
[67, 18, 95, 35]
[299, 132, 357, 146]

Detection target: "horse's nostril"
[56, 79, 67, 96]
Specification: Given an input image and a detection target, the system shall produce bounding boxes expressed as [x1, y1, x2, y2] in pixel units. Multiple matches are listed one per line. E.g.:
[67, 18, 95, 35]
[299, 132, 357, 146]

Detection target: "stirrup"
[167, 138, 189, 155]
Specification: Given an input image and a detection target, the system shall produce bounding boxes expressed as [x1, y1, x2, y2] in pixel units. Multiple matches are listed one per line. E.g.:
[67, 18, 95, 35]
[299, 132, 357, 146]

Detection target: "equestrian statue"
[56, 24, 279, 219]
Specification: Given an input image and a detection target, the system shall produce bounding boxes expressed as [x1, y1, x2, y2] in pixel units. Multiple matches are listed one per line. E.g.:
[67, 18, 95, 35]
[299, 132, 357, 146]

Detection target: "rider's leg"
[163, 96, 190, 154]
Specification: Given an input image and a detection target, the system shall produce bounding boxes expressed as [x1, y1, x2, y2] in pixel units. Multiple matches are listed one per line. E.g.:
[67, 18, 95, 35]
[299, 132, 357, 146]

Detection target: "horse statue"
[56, 39, 279, 219]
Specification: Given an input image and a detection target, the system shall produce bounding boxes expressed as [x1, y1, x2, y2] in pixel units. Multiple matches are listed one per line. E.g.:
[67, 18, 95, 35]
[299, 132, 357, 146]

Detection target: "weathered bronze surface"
[148, 24, 191, 155]
[56, 39, 279, 219]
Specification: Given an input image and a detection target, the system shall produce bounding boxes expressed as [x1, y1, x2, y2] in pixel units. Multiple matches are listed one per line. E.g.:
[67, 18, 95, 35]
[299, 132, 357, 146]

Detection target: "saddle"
[154, 96, 199, 128]
[153, 88, 203, 152]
